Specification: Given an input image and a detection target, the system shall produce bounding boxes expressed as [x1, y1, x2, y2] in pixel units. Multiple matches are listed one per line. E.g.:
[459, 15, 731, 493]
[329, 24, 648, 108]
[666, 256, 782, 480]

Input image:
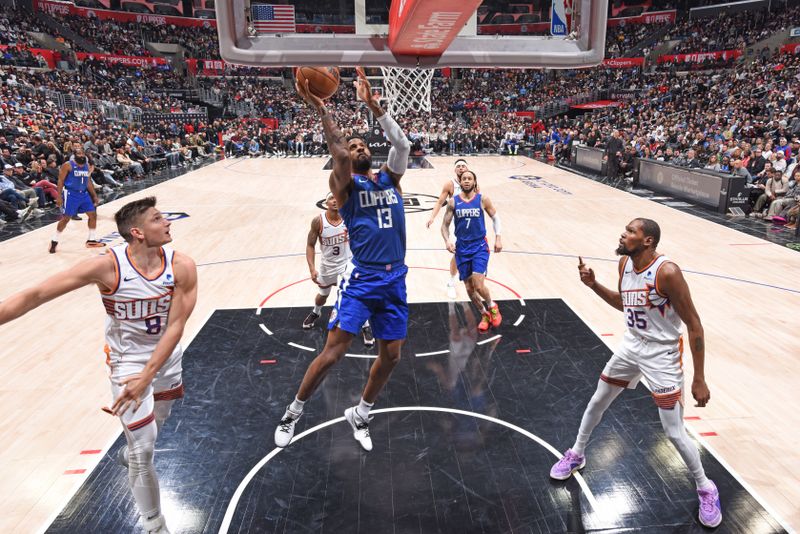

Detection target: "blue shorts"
[328, 261, 408, 340]
[455, 246, 490, 281]
[63, 190, 95, 217]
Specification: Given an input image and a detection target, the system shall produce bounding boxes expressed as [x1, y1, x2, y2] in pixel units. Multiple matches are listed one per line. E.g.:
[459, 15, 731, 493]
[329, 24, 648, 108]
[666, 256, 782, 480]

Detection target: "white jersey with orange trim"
[102, 243, 176, 355]
[619, 255, 682, 343]
[318, 212, 351, 272]
[451, 177, 462, 198]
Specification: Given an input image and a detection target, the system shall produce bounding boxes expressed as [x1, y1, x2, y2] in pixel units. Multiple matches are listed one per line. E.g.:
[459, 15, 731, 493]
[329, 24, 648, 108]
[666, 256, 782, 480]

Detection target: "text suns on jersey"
[103, 292, 173, 321]
[320, 231, 348, 247]
[621, 285, 669, 314]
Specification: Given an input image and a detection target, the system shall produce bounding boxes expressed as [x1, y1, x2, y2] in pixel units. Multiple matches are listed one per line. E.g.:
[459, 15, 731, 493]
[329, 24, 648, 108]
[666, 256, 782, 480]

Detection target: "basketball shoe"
[274, 407, 302, 447]
[697, 480, 722, 528]
[344, 406, 372, 451]
[489, 304, 502, 327]
[549, 449, 586, 480]
[86, 240, 106, 248]
[478, 312, 491, 332]
[361, 325, 375, 347]
[302, 311, 320, 329]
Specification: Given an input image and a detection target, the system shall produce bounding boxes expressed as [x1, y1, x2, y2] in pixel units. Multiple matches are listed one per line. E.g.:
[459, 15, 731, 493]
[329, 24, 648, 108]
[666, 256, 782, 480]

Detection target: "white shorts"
[317, 263, 346, 288]
[107, 345, 184, 431]
[601, 332, 684, 409]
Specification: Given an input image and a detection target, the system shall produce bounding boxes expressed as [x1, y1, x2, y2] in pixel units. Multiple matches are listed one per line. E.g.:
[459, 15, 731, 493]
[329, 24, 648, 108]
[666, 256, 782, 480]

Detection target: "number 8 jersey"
[102, 243, 176, 355]
[620, 255, 681, 343]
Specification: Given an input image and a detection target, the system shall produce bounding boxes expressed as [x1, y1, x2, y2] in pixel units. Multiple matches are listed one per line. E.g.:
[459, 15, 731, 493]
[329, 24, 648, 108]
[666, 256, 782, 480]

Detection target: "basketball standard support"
[216, 0, 608, 69]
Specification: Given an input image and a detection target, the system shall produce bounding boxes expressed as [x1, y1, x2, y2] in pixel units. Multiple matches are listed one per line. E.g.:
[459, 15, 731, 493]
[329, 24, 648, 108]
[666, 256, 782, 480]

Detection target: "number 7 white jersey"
[102, 243, 176, 355]
[318, 213, 351, 271]
[620, 255, 682, 343]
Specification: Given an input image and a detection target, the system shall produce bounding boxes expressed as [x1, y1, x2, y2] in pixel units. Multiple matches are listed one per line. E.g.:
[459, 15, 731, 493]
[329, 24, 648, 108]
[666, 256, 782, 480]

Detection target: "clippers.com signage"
[76, 52, 168, 67]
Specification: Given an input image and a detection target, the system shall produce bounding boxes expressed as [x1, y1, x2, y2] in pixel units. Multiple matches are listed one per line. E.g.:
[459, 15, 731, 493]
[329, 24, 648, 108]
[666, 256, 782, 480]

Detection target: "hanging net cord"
[379, 66, 434, 116]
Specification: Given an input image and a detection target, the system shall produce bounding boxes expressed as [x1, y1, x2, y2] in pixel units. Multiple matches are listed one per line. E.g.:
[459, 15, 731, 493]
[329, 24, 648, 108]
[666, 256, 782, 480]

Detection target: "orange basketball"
[295, 66, 340, 100]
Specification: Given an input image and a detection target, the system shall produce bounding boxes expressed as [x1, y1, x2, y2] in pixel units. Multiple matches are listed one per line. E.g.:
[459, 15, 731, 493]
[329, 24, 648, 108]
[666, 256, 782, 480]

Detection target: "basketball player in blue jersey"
[441, 170, 503, 332]
[427, 159, 470, 298]
[49, 147, 105, 253]
[274, 67, 411, 452]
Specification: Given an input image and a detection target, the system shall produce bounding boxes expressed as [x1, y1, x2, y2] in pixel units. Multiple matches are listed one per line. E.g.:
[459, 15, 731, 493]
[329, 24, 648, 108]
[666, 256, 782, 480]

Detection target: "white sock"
[312, 305, 322, 315]
[572, 379, 624, 455]
[447, 275, 457, 286]
[356, 398, 374, 420]
[658, 404, 711, 489]
[52, 230, 63, 242]
[485, 299, 494, 309]
[289, 397, 305, 415]
[88, 230, 96, 241]
[125, 423, 161, 527]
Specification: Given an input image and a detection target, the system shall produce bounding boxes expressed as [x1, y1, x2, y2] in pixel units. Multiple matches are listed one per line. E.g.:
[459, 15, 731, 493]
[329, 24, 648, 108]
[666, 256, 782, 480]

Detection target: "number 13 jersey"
[102, 243, 176, 355]
[620, 255, 681, 343]
[341, 170, 406, 267]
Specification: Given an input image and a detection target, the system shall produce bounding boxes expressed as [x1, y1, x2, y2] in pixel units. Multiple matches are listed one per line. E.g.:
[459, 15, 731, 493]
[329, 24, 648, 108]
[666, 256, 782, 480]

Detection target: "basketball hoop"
[379, 66, 434, 116]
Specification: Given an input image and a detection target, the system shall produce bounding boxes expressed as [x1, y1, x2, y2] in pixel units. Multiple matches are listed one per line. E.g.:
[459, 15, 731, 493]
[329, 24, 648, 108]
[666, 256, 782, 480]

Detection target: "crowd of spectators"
[606, 22, 666, 58]
[1, 4, 799, 226]
[545, 50, 799, 222]
[667, 7, 800, 54]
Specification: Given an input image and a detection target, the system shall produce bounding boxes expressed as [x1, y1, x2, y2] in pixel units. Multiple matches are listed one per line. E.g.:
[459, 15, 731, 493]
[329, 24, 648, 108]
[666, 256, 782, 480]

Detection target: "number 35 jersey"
[620, 255, 682, 343]
[102, 243, 176, 355]
[341, 170, 406, 267]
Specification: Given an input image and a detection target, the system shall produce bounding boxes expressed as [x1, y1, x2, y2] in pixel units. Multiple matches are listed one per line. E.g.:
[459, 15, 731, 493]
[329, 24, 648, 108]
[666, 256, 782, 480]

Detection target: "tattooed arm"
[295, 78, 352, 206]
[658, 261, 710, 407]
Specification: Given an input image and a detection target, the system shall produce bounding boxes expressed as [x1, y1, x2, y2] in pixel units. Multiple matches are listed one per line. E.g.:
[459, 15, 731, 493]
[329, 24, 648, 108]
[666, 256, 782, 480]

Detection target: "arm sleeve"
[491, 213, 502, 235]
[377, 114, 411, 175]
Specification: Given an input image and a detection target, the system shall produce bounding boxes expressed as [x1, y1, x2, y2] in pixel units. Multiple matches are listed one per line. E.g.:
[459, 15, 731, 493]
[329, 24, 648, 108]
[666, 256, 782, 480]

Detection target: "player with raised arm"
[274, 68, 411, 452]
[549, 218, 722, 528]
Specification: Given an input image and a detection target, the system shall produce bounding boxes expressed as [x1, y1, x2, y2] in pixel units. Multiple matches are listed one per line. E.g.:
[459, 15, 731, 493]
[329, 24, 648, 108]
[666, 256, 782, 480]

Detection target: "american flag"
[251, 4, 296, 34]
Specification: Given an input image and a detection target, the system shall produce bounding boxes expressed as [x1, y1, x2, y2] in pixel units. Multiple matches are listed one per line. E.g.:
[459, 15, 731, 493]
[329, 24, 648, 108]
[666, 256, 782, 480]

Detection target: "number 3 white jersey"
[620, 255, 682, 343]
[102, 243, 176, 355]
[318, 213, 351, 271]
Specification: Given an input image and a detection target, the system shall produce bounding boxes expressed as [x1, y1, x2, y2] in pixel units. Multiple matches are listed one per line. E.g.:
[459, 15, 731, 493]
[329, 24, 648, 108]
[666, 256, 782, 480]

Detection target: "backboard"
[216, 0, 608, 69]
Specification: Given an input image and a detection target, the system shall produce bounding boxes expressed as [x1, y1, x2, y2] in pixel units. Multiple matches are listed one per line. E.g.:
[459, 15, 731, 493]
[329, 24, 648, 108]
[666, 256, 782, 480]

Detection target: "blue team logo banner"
[551, 0, 568, 36]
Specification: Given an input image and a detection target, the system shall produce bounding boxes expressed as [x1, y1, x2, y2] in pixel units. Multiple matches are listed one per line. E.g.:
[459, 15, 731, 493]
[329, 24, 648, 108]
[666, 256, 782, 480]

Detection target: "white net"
[379, 66, 434, 116]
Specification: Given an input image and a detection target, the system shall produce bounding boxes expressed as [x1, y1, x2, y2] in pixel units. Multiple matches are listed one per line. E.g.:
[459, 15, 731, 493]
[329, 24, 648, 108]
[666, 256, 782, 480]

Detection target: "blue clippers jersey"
[340, 170, 406, 266]
[64, 161, 90, 192]
[454, 193, 487, 254]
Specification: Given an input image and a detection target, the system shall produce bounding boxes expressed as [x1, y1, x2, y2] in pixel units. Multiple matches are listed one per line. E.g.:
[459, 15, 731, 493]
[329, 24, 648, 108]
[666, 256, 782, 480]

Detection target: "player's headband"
[454, 159, 468, 168]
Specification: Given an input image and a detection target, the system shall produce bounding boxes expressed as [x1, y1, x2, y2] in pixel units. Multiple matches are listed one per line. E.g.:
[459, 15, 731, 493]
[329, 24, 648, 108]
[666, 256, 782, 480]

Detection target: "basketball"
[295, 66, 340, 99]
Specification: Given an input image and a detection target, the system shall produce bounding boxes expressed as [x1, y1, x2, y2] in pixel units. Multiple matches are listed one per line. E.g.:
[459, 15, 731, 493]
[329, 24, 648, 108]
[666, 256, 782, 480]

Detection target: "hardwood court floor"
[0, 155, 797, 532]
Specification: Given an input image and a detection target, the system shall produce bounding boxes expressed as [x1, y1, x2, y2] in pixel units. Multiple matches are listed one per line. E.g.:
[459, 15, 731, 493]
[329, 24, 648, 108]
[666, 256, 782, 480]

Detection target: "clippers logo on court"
[103, 293, 172, 320]
[316, 193, 439, 214]
[509, 175, 572, 195]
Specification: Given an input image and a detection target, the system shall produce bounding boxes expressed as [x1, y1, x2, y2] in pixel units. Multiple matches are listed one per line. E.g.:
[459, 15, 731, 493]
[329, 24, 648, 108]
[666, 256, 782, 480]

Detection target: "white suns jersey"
[318, 213, 350, 270]
[451, 177, 462, 198]
[620, 255, 682, 343]
[102, 244, 176, 355]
